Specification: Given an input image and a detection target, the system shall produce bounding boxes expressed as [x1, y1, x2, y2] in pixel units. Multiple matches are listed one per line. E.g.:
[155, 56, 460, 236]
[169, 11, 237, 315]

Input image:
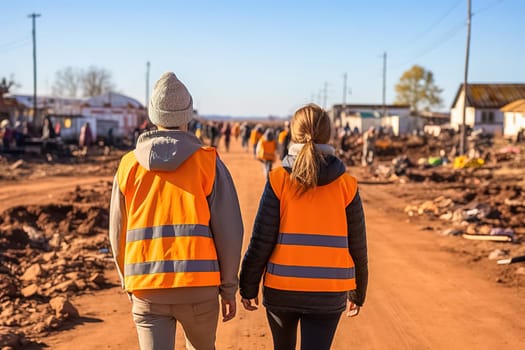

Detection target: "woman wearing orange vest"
[256, 128, 277, 176]
[239, 104, 368, 350]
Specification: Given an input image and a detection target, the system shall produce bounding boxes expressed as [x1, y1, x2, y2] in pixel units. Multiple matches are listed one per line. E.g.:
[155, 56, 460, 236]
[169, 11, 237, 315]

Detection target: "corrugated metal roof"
[451, 83, 525, 109]
[334, 103, 410, 109]
[501, 99, 525, 113]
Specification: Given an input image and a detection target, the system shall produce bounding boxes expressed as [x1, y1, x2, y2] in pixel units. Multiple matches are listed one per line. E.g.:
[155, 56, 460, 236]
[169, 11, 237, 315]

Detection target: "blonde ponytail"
[289, 104, 331, 195]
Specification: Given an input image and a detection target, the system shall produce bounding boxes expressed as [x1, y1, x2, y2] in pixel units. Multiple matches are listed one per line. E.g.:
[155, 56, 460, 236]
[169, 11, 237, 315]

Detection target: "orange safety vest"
[249, 129, 262, 146]
[265, 167, 358, 292]
[116, 147, 220, 292]
[257, 139, 276, 161]
[278, 130, 288, 144]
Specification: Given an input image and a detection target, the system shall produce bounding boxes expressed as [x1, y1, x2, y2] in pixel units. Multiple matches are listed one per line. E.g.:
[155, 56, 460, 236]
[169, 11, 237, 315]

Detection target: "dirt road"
[14, 141, 525, 349]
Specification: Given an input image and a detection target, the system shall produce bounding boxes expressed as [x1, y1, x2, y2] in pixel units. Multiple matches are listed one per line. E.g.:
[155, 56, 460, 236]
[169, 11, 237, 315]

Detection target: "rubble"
[0, 181, 112, 342]
[342, 132, 525, 287]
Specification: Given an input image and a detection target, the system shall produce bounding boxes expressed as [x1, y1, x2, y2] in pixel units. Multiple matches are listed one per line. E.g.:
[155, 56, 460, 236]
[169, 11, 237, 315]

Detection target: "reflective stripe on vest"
[266, 262, 355, 280]
[125, 260, 219, 276]
[126, 224, 212, 242]
[264, 166, 358, 292]
[117, 148, 220, 292]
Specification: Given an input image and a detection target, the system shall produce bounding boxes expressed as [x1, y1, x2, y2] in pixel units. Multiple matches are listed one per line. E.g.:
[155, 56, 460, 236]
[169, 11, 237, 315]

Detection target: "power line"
[0, 39, 31, 53]
[391, 0, 506, 71]
[409, 0, 462, 42]
[473, 0, 504, 16]
[392, 21, 466, 70]
[0, 36, 31, 50]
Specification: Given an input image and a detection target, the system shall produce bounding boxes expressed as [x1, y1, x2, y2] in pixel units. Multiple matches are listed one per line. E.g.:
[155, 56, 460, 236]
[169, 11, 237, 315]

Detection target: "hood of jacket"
[133, 130, 203, 171]
[281, 153, 347, 186]
[262, 128, 275, 142]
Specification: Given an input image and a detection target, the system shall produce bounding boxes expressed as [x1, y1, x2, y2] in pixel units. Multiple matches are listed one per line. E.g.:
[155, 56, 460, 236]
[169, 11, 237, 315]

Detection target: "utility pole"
[460, 0, 472, 155]
[28, 13, 41, 124]
[342, 73, 348, 108]
[341, 73, 348, 126]
[145, 61, 151, 108]
[382, 51, 387, 117]
[323, 82, 328, 110]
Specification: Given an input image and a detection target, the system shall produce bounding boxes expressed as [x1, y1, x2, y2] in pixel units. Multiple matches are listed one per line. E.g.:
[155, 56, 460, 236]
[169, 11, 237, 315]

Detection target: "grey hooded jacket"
[109, 130, 243, 304]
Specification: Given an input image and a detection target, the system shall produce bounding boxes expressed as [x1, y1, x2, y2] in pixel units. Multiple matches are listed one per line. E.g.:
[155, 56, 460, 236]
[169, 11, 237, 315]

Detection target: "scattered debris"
[497, 255, 525, 265]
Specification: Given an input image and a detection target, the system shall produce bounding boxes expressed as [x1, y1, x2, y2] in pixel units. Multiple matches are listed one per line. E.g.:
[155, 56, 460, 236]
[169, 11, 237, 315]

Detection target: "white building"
[330, 104, 411, 133]
[501, 99, 525, 139]
[79, 92, 146, 140]
[9, 92, 146, 141]
[450, 83, 525, 135]
[381, 115, 425, 136]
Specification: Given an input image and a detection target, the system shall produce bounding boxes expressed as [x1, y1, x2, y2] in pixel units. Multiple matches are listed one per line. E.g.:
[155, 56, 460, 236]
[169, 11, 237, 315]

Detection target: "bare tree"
[81, 66, 115, 97]
[52, 66, 82, 98]
[395, 64, 443, 114]
[0, 75, 19, 97]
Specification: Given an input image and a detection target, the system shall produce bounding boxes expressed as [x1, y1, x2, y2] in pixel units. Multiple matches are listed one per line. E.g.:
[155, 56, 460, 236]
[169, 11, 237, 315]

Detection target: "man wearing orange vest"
[249, 124, 263, 158]
[256, 128, 277, 176]
[277, 121, 291, 160]
[109, 72, 243, 350]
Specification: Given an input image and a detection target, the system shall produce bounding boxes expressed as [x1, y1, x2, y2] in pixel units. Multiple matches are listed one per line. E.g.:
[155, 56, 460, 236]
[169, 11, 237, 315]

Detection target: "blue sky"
[2, 0, 523, 117]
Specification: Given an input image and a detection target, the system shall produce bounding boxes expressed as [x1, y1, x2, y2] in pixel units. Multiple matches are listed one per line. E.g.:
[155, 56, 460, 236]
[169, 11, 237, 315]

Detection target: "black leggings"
[266, 309, 342, 350]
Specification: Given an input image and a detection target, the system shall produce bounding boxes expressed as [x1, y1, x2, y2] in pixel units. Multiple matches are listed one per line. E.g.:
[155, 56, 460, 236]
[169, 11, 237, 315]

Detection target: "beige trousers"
[132, 295, 219, 350]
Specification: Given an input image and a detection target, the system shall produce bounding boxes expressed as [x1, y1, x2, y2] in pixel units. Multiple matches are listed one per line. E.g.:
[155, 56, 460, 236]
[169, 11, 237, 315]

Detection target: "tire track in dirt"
[0, 176, 113, 212]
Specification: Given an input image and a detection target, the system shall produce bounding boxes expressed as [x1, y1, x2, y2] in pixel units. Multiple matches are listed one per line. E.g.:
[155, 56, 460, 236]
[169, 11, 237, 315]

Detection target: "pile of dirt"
[0, 182, 112, 348]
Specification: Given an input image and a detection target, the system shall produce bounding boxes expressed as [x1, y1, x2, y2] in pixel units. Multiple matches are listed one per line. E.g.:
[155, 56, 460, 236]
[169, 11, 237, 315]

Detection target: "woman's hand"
[241, 297, 259, 311]
[346, 301, 360, 317]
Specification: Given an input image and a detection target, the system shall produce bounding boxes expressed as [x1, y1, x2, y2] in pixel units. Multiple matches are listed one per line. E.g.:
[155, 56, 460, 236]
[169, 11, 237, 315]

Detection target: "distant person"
[210, 122, 220, 148]
[256, 128, 277, 176]
[362, 126, 376, 166]
[107, 128, 114, 147]
[232, 122, 241, 141]
[344, 122, 350, 134]
[41, 116, 56, 140]
[249, 124, 263, 158]
[41, 116, 56, 154]
[278, 121, 291, 160]
[0, 119, 13, 152]
[240, 104, 368, 350]
[240, 123, 251, 151]
[54, 121, 61, 137]
[79, 122, 93, 155]
[109, 72, 243, 350]
[516, 128, 525, 143]
[222, 122, 232, 152]
[14, 120, 27, 147]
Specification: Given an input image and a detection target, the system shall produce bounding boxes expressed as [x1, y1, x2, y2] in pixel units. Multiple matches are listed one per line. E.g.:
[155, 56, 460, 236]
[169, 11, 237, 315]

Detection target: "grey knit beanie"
[149, 72, 193, 128]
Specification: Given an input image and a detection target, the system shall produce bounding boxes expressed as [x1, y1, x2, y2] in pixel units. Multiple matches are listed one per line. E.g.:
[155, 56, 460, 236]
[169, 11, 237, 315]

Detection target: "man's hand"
[346, 301, 360, 317]
[241, 297, 259, 311]
[221, 298, 236, 322]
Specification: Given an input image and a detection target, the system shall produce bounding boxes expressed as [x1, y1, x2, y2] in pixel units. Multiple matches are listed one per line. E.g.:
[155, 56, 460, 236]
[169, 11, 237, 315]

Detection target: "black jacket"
[239, 154, 368, 313]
